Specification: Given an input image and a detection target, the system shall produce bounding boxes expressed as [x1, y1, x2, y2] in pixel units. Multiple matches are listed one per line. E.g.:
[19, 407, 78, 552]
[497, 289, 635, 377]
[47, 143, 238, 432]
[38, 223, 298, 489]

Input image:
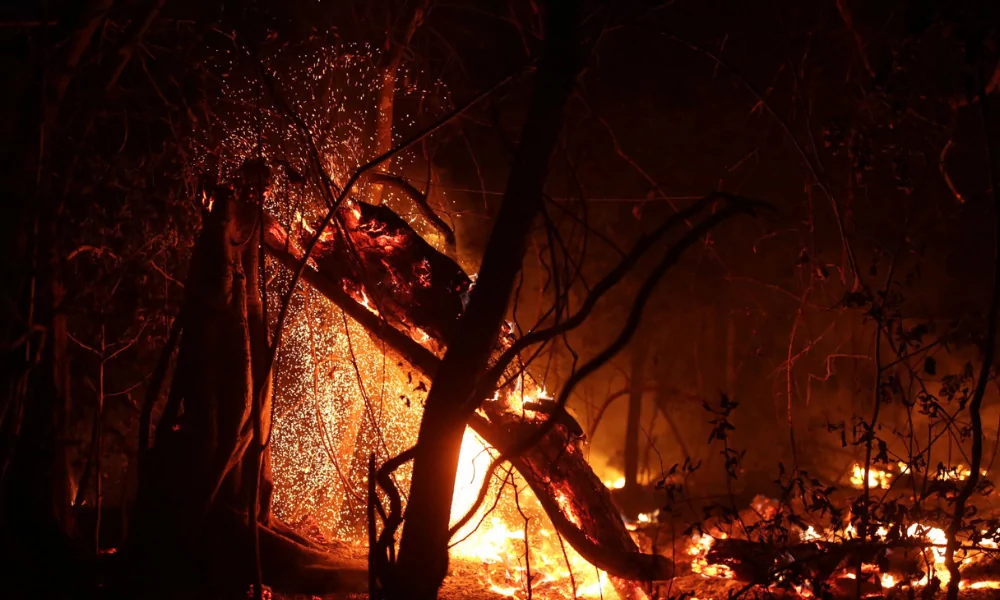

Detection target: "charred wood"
[263, 203, 469, 351]
[262, 212, 674, 583]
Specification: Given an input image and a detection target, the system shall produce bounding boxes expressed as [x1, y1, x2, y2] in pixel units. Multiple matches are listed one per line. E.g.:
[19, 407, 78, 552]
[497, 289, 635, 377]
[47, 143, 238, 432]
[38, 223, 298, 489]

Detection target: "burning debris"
[659, 490, 1000, 600]
[263, 202, 471, 352]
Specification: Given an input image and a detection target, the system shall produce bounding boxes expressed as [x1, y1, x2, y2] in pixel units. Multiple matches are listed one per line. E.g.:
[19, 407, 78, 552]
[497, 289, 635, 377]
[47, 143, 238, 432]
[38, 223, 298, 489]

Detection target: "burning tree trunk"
[261, 189, 765, 594]
[390, 2, 590, 592]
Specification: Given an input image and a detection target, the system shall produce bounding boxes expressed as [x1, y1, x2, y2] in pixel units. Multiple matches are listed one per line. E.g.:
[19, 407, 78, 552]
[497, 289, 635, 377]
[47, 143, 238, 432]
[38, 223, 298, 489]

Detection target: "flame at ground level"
[685, 514, 1000, 596]
[448, 429, 618, 599]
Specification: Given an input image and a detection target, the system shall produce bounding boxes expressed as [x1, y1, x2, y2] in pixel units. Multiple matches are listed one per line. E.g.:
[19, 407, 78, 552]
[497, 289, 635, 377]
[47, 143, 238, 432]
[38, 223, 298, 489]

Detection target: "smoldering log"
[263, 214, 674, 582]
[703, 537, 1000, 587]
[703, 538, 863, 584]
[263, 200, 470, 351]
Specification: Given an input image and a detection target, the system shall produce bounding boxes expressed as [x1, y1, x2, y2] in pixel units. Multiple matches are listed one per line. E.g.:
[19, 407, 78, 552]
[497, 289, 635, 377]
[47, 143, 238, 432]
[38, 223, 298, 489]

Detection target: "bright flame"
[449, 430, 617, 599]
[849, 463, 892, 489]
[964, 581, 1000, 590]
[604, 476, 626, 490]
[358, 287, 379, 316]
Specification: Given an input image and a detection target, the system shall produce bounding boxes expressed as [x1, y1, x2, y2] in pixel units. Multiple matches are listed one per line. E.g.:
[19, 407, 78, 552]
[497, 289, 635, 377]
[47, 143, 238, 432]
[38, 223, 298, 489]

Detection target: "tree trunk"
[389, 4, 588, 598]
[372, 0, 430, 203]
[624, 335, 649, 492]
[128, 178, 279, 596]
[264, 180, 673, 587]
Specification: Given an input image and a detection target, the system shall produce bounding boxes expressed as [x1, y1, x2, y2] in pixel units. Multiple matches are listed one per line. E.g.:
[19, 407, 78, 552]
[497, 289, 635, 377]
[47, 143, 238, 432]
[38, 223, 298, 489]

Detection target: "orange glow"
[849, 463, 892, 489]
[358, 287, 379, 316]
[688, 533, 735, 579]
[448, 430, 616, 599]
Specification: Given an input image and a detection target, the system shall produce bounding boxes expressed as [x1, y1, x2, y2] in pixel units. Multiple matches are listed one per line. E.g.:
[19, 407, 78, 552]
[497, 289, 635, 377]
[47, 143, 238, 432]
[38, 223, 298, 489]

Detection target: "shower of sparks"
[198, 37, 619, 599]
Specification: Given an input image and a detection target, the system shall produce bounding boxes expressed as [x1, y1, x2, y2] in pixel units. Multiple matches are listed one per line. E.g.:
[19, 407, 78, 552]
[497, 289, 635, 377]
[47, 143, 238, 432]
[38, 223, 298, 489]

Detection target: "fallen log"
[703, 537, 1000, 588]
[264, 201, 470, 351]
[263, 214, 673, 582]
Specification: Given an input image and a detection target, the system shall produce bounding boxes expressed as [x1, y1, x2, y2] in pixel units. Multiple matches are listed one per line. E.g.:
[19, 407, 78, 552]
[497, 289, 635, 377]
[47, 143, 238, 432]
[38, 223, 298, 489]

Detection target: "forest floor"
[273, 554, 1000, 600]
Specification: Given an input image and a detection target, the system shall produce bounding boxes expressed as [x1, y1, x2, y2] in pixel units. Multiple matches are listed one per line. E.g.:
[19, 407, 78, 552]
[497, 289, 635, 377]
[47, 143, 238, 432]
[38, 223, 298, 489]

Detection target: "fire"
[449, 430, 617, 599]
[935, 464, 987, 481]
[294, 210, 315, 235]
[358, 287, 379, 316]
[965, 581, 1000, 590]
[880, 573, 896, 588]
[604, 476, 626, 490]
[688, 533, 734, 579]
[240, 40, 619, 600]
[849, 463, 892, 489]
[685, 516, 1000, 594]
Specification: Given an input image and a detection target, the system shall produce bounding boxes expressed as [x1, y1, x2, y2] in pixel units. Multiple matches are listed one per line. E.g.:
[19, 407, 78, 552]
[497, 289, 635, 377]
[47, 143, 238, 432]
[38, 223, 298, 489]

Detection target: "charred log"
[262, 215, 674, 583]
[702, 537, 1000, 589]
[263, 202, 469, 350]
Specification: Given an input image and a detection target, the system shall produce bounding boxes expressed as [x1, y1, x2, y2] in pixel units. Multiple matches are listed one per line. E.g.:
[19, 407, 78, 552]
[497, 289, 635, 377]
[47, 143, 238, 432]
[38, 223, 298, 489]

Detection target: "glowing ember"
[358, 287, 379, 316]
[688, 533, 734, 579]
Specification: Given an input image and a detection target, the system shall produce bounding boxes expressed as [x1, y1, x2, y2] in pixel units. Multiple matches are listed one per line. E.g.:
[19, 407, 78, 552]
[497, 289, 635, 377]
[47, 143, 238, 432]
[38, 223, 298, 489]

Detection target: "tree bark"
[389, 4, 588, 598]
[372, 0, 431, 204]
[624, 335, 649, 492]
[129, 180, 279, 596]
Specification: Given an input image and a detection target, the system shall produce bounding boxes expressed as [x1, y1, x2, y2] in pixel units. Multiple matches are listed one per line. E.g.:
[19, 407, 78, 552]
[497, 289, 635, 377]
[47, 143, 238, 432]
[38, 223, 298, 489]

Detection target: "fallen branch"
[451, 197, 766, 550]
[263, 214, 673, 581]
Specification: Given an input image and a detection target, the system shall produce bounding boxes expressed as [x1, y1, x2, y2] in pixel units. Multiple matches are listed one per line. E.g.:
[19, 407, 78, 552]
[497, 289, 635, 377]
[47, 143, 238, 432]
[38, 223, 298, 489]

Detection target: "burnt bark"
[263, 199, 470, 350]
[128, 178, 283, 597]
